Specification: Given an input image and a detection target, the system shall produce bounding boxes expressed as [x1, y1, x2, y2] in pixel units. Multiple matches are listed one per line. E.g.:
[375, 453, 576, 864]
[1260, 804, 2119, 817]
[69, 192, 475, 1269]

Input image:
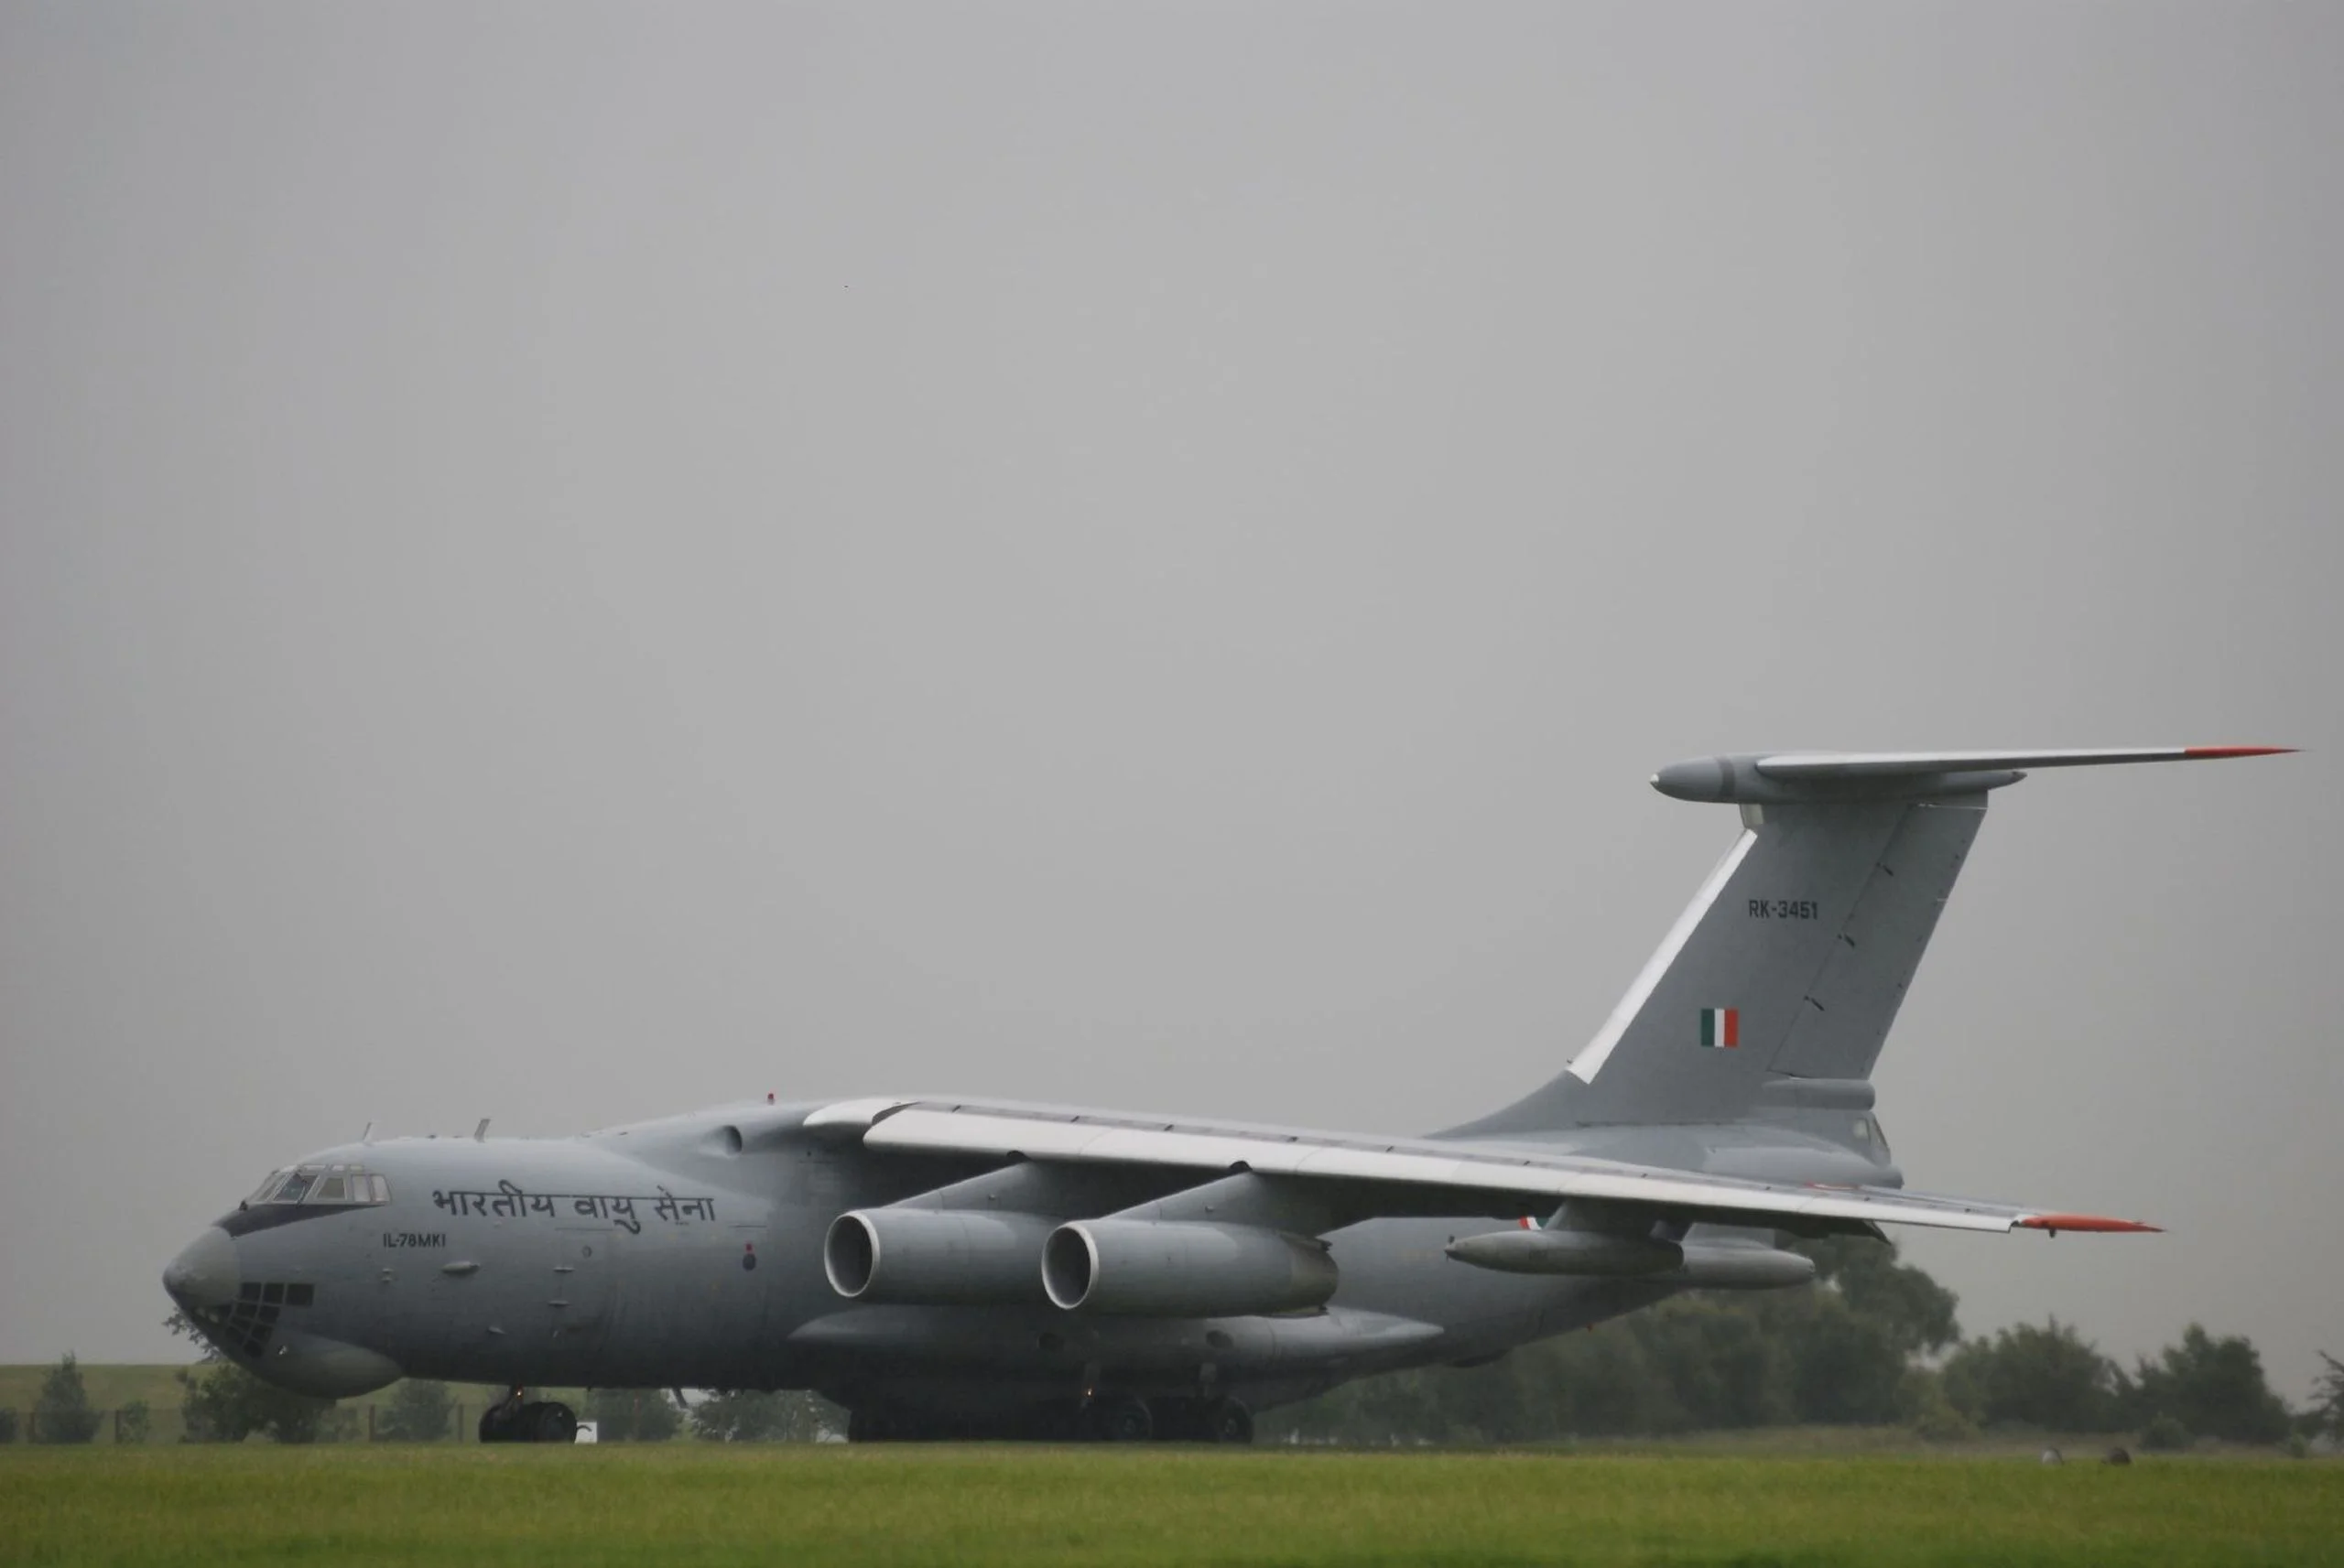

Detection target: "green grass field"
[3, 1445, 2339, 1568]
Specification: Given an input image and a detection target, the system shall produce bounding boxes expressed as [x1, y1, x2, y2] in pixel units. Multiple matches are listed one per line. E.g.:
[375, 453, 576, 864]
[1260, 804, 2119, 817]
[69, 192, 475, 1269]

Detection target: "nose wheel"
[478, 1385, 580, 1444]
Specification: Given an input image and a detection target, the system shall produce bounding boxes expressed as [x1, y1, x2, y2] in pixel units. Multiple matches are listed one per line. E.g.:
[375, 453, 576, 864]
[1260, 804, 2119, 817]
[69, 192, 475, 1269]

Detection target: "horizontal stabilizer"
[1754, 746, 2291, 779]
[1654, 745, 2290, 802]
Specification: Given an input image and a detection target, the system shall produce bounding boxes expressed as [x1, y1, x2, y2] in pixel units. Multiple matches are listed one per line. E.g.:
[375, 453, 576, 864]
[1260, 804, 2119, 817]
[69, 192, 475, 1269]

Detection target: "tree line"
[9, 1253, 2339, 1447]
[1259, 1239, 2334, 1450]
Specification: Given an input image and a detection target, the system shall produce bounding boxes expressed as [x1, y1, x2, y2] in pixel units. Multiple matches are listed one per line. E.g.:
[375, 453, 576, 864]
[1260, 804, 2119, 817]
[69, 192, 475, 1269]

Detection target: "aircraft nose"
[162, 1227, 240, 1311]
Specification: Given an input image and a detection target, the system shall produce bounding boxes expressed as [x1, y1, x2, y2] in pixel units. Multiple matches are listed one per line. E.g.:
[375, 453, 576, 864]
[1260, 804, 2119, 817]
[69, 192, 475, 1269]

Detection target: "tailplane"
[1450, 746, 2289, 1136]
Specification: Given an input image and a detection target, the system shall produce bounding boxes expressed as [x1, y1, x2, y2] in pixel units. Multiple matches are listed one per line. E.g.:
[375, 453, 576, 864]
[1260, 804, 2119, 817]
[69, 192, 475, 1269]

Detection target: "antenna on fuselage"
[473, 1118, 490, 1142]
[361, 1121, 374, 1143]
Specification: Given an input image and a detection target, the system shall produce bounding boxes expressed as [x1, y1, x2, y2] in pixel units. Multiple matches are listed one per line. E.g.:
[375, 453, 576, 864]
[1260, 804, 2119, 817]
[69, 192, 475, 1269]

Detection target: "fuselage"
[163, 1097, 1890, 1420]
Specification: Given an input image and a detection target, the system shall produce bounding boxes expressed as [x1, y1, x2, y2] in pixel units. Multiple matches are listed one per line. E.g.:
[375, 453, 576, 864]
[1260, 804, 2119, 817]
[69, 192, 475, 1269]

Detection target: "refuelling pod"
[824, 1208, 1058, 1305]
[1676, 1243, 1816, 1289]
[1042, 1219, 1338, 1316]
[1444, 1227, 1685, 1278]
[1445, 1227, 1816, 1290]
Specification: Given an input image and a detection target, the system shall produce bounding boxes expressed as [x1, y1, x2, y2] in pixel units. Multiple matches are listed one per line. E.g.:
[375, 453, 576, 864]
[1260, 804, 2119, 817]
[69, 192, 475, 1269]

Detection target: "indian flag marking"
[1699, 1008, 1740, 1049]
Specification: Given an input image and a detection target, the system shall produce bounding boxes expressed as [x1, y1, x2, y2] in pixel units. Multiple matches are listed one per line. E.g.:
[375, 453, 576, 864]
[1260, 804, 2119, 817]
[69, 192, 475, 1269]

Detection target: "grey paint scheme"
[160, 748, 2275, 1427]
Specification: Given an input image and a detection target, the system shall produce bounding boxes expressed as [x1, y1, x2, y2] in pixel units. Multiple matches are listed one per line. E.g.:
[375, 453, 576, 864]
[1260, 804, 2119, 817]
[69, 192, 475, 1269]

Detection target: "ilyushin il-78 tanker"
[164, 746, 2286, 1443]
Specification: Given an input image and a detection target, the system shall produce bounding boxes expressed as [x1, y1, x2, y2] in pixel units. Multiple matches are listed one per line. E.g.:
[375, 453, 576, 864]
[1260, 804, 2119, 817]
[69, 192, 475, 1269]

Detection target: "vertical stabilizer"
[1448, 746, 2287, 1136]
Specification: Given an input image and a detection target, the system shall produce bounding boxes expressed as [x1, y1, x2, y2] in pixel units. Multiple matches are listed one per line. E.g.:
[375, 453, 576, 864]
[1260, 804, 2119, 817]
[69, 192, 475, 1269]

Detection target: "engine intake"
[1041, 1219, 1338, 1316]
[823, 1208, 1057, 1304]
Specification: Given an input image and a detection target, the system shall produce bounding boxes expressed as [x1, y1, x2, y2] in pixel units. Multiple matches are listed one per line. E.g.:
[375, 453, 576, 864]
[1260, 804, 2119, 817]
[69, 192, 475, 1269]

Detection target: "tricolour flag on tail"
[1698, 1007, 1740, 1049]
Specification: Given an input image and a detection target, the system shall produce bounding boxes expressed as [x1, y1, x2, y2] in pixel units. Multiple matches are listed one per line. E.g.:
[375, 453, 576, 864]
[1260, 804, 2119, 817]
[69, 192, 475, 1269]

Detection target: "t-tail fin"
[1450, 746, 2290, 1136]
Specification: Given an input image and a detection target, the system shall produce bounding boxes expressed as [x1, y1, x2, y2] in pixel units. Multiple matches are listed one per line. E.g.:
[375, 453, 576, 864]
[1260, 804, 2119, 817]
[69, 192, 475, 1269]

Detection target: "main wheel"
[531, 1402, 579, 1444]
[478, 1396, 524, 1444]
[1199, 1397, 1253, 1445]
[1094, 1396, 1153, 1443]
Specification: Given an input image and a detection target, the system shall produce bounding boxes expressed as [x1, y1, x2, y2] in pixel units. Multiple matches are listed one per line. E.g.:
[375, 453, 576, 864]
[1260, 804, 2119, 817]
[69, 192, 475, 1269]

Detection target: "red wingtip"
[2184, 746, 2295, 759]
[2017, 1214, 2162, 1234]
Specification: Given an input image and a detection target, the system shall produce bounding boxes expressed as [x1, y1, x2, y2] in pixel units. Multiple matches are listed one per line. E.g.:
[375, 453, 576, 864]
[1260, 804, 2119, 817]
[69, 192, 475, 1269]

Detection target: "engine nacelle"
[1041, 1219, 1338, 1316]
[823, 1208, 1057, 1304]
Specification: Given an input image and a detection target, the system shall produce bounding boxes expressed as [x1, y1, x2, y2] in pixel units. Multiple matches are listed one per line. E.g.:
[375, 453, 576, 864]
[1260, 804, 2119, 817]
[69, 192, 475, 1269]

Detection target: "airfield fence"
[3, 1410, 157, 1444]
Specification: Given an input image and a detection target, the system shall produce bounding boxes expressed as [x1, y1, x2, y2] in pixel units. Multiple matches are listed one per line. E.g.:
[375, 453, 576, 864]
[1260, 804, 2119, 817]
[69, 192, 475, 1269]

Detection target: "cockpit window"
[246, 1165, 389, 1206]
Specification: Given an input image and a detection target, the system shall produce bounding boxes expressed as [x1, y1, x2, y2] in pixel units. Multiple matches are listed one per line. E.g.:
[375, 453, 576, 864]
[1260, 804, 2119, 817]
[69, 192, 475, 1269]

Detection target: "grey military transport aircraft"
[164, 746, 2285, 1444]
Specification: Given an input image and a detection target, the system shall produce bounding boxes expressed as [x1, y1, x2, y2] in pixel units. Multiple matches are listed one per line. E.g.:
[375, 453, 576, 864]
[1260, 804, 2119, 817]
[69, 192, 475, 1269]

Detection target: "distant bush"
[0, 1408, 16, 1444]
[1941, 1319, 2125, 1433]
[2307, 1352, 2344, 1443]
[2139, 1414, 2192, 1452]
[2126, 1325, 2292, 1444]
[178, 1361, 337, 1444]
[116, 1400, 151, 1444]
[582, 1389, 682, 1442]
[689, 1390, 841, 1443]
[376, 1380, 453, 1442]
[1899, 1370, 1978, 1443]
[34, 1355, 102, 1444]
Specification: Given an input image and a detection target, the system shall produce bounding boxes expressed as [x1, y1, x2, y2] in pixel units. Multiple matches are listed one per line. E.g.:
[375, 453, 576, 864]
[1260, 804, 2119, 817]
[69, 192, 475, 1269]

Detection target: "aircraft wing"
[808, 1098, 2153, 1237]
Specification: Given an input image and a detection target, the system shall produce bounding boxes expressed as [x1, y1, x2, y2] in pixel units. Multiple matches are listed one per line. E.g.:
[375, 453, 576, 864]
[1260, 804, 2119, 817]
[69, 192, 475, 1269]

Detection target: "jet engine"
[1040, 1219, 1337, 1316]
[823, 1208, 1057, 1304]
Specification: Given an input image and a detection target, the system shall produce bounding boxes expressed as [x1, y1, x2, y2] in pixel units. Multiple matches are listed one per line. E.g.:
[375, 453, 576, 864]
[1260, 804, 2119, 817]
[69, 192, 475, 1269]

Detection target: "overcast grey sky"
[3, 2, 2339, 1399]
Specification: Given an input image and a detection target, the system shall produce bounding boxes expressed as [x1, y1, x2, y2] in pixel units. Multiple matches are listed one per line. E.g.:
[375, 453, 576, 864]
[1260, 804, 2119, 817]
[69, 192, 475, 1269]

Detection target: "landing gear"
[1091, 1395, 1153, 1443]
[1197, 1396, 1253, 1445]
[478, 1385, 580, 1444]
[1145, 1396, 1254, 1444]
[530, 1402, 579, 1444]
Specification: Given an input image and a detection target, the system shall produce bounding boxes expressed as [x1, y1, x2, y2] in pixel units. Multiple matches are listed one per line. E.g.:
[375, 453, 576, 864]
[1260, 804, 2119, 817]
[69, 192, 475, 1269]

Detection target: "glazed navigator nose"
[162, 1227, 240, 1311]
